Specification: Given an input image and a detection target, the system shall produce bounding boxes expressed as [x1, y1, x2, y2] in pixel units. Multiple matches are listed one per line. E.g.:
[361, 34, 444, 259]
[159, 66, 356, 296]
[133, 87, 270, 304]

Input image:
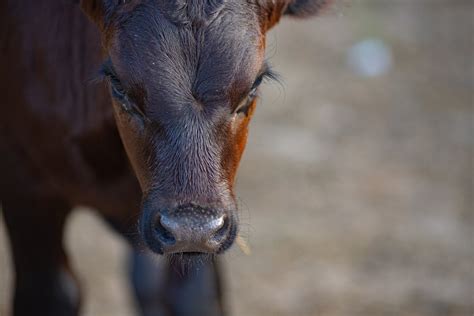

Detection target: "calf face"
[81, 0, 331, 255]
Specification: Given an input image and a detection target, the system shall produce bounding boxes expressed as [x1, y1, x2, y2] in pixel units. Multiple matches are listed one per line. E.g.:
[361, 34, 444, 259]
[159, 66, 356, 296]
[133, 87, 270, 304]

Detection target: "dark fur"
[285, 0, 333, 17]
[1, 0, 330, 315]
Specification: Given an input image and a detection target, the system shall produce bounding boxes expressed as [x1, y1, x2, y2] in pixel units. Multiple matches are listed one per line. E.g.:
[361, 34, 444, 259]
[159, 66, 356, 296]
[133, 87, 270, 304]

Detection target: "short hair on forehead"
[109, 0, 262, 107]
[158, 0, 228, 26]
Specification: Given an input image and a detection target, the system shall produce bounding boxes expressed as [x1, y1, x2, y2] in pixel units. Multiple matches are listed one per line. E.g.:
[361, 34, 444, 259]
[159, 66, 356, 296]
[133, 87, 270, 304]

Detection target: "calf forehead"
[110, 0, 264, 107]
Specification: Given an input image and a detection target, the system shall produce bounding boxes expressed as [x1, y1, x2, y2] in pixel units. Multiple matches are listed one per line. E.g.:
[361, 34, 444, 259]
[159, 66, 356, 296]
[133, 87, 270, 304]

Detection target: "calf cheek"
[222, 116, 253, 189]
[113, 112, 152, 191]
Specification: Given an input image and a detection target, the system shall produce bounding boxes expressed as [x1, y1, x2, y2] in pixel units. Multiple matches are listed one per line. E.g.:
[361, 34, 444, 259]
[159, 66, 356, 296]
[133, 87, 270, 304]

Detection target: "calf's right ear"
[80, 0, 118, 28]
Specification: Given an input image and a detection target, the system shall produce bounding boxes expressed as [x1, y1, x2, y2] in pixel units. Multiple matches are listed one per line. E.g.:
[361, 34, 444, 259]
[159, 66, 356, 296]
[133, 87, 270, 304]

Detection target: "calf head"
[81, 0, 331, 255]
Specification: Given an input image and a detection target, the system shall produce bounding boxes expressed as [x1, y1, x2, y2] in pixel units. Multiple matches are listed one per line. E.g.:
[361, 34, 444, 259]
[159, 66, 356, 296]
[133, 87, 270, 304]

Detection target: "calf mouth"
[164, 252, 217, 273]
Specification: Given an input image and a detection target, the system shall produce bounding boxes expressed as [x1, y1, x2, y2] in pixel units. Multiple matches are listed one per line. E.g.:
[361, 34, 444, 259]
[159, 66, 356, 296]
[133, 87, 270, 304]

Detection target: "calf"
[0, 0, 332, 315]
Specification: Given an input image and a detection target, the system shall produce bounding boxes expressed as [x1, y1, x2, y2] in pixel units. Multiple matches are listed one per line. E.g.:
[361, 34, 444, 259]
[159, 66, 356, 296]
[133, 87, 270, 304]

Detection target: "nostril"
[154, 216, 176, 246]
[211, 215, 231, 244]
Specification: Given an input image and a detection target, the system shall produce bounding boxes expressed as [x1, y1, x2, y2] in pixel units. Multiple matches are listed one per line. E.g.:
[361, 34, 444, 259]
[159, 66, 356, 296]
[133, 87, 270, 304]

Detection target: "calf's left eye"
[234, 87, 258, 116]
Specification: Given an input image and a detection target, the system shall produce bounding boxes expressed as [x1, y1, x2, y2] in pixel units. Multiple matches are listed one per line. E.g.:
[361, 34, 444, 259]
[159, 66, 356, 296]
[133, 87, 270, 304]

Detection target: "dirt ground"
[1, 1, 473, 315]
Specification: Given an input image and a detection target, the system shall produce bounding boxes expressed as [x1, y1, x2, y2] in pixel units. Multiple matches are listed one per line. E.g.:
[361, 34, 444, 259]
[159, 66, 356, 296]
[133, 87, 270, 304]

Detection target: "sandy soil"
[1, 1, 473, 315]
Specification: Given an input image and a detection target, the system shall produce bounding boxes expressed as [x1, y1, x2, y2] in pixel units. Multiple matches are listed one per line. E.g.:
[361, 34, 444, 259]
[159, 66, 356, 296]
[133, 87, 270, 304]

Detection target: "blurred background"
[1, 0, 472, 315]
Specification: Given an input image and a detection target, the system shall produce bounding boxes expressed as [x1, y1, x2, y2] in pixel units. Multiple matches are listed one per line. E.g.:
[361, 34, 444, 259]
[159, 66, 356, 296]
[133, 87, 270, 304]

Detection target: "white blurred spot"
[347, 38, 393, 77]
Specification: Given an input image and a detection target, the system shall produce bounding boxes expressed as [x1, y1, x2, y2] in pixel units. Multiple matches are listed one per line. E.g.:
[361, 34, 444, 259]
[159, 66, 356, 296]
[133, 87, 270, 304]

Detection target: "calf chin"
[165, 252, 216, 274]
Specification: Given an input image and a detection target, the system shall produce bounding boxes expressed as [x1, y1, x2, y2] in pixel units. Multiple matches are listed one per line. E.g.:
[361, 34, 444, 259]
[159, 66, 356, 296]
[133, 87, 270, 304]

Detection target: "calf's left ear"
[262, 0, 333, 31]
[284, 0, 333, 18]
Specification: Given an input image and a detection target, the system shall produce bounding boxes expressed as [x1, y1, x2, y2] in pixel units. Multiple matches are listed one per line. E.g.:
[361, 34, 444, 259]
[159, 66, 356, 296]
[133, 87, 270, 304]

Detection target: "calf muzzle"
[141, 204, 237, 255]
